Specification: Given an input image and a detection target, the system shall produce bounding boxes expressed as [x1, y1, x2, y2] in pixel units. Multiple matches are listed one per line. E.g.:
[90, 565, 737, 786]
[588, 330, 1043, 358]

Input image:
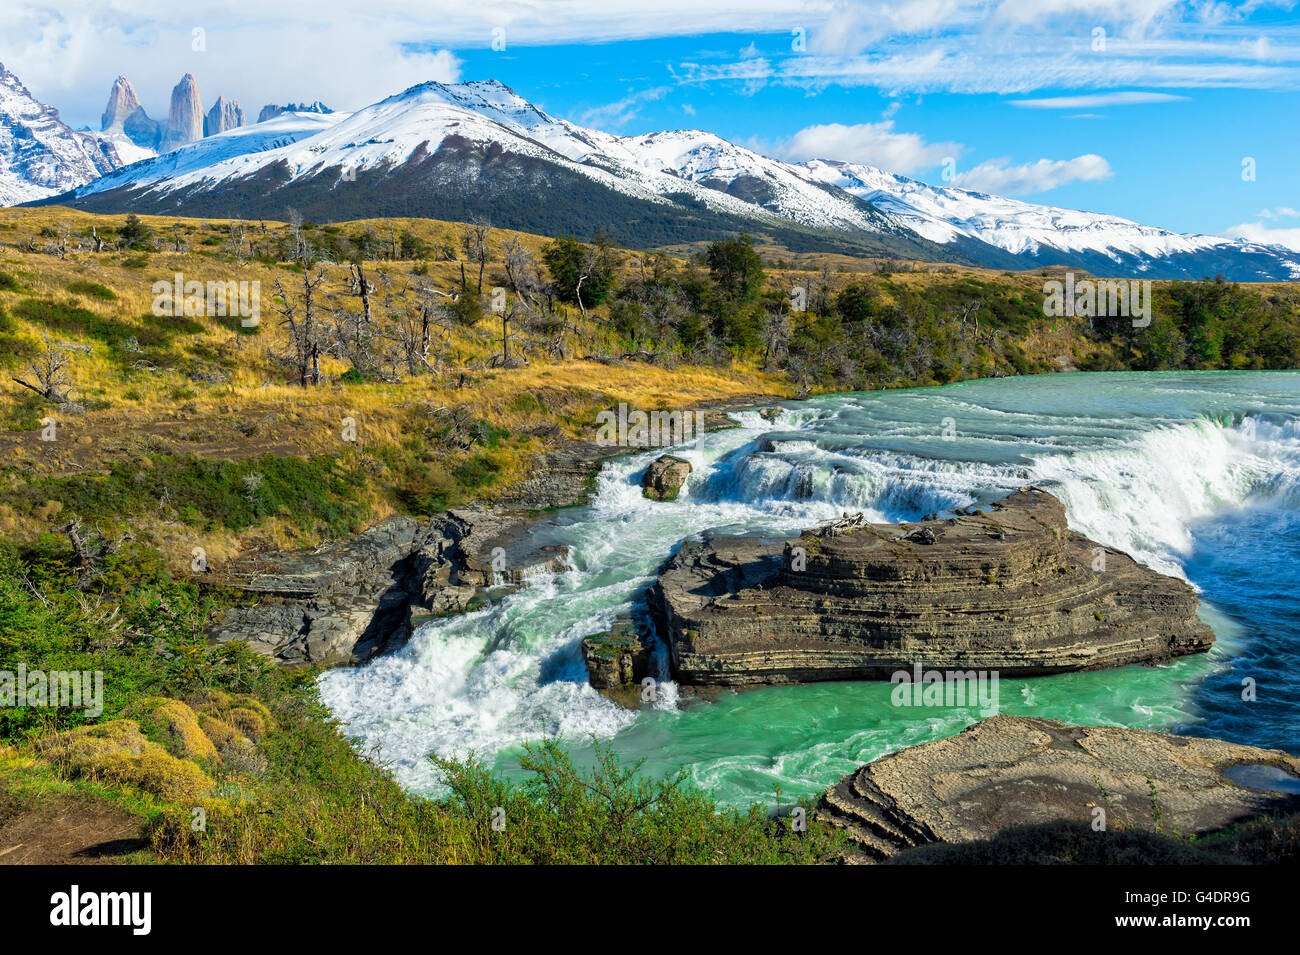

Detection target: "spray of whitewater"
[318, 373, 1300, 801]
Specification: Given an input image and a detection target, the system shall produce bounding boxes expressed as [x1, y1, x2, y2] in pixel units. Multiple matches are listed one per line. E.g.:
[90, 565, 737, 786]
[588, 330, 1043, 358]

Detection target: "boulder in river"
[580, 621, 650, 706]
[642, 455, 691, 501]
[817, 715, 1300, 862]
[649, 487, 1214, 686]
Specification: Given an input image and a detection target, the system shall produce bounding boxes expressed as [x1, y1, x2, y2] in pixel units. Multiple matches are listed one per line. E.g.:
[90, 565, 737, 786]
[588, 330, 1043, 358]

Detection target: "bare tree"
[388, 286, 453, 377]
[327, 262, 381, 378]
[760, 308, 791, 369]
[492, 298, 529, 368]
[12, 330, 73, 401]
[62, 519, 130, 589]
[460, 220, 491, 292]
[502, 236, 544, 311]
[272, 267, 328, 386]
[285, 207, 309, 262]
[227, 220, 249, 263]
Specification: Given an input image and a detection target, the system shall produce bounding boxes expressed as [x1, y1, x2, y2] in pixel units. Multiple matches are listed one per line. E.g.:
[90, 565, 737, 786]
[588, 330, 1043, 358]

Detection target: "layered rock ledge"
[817, 715, 1300, 862]
[208, 506, 567, 667]
[649, 487, 1214, 686]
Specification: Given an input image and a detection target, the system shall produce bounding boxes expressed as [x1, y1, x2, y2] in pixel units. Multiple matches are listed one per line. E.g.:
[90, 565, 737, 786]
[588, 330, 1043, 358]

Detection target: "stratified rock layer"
[650, 487, 1214, 686]
[817, 715, 1300, 862]
[209, 508, 567, 667]
[580, 621, 650, 698]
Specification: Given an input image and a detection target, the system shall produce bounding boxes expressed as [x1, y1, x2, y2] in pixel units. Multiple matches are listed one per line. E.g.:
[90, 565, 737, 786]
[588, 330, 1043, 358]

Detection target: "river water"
[319, 371, 1300, 806]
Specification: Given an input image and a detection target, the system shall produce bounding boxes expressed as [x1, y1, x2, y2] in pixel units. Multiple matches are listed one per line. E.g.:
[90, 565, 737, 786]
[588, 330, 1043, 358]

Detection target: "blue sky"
[5, 1, 1299, 246]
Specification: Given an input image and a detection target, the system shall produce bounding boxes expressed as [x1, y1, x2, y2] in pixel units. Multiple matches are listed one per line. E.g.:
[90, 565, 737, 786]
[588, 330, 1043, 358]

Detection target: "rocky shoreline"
[208, 507, 569, 666]
[817, 715, 1300, 863]
[204, 390, 1298, 862]
[207, 396, 771, 666]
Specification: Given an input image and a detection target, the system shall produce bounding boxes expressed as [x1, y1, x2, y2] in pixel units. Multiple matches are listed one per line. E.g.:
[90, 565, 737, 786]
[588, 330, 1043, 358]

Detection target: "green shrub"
[66, 280, 117, 302]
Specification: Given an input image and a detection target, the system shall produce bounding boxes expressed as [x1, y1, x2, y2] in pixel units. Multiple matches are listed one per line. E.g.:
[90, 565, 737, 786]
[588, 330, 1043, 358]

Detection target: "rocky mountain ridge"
[25, 77, 1298, 279]
[0, 61, 123, 205]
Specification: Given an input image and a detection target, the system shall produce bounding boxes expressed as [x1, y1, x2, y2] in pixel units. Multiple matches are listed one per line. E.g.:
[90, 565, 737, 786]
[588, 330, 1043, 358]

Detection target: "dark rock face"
[818, 715, 1300, 862]
[161, 73, 203, 152]
[208, 508, 567, 667]
[649, 487, 1214, 686]
[121, 108, 161, 151]
[203, 95, 244, 136]
[642, 455, 691, 501]
[580, 622, 650, 700]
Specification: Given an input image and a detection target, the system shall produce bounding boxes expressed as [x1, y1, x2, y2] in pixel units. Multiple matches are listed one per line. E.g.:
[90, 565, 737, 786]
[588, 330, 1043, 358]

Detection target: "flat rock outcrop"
[642, 455, 690, 500]
[818, 715, 1300, 862]
[208, 508, 567, 667]
[649, 487, 1214, 686]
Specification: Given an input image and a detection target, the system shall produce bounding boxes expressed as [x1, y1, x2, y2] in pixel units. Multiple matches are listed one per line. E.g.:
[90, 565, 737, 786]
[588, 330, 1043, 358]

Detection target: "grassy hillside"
[0, 205, 1296, 864]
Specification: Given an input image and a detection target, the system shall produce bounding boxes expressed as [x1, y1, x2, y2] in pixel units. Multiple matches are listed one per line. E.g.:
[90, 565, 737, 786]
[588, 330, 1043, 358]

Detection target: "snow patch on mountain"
[67, 110, 349, 199]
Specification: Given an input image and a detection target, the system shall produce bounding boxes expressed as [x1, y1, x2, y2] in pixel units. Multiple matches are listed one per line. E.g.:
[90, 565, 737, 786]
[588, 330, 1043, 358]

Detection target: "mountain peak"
[161, 72, 204, 151]
[101, 75, 143, 131]
[0, 61, 122, 204]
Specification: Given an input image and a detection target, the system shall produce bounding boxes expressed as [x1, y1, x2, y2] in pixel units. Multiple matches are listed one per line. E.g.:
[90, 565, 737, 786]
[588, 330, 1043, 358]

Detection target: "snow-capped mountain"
[25, 78, 1300, 280]
[799, 159, 1300, 280]
[0, 62, 123, 206]
[71, 108, 348, 199]
[36, 80, 961, 263]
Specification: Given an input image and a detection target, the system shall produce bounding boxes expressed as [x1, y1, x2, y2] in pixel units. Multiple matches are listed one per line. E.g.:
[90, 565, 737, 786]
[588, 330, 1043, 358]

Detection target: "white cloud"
[0, 3, 466, 126]
[1223, 221, 1300, 251]
[3, 0, 1298, 128]
[951, 154, 1113, 195]
[776, 120, 962, 174]
[1011, 91, 1188, 107]
[577, 86, 670, 128]
[1258, 206, 1300, 219]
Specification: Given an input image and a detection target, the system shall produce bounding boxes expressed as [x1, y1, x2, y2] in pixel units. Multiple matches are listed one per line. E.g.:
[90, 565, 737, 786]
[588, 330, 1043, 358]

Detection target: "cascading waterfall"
[319, 371, 1300, 806]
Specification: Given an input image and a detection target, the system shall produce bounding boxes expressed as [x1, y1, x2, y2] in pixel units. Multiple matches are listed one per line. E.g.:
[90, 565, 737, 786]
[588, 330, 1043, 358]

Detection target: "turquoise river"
[319, 371, 1300, 807]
